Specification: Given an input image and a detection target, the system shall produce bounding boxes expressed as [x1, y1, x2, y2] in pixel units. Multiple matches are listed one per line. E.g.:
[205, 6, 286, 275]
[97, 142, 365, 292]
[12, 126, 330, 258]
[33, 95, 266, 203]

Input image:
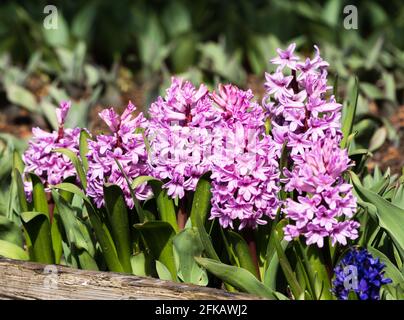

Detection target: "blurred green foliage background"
[0, 0, 403, 158]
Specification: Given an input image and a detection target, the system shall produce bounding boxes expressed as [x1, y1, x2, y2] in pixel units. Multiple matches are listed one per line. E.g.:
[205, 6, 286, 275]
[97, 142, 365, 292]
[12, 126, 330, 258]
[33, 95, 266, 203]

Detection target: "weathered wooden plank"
[0, 259, 261, 300]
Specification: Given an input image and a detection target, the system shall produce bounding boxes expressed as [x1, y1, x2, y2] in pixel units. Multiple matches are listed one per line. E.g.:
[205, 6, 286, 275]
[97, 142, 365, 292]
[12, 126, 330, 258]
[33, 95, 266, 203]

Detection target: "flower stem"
[46, 192, 54, 224]
[242, 228, 261, 281]
[177, 197, 188, 230]
[291, 70, 299, 94]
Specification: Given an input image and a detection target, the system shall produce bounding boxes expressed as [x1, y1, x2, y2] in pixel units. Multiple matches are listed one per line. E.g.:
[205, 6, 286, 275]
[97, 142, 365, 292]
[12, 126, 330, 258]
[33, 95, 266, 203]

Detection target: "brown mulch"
[367, 104, 404, 175]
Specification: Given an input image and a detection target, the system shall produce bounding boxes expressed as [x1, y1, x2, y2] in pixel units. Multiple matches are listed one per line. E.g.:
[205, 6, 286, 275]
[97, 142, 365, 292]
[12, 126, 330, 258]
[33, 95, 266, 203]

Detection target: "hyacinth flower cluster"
[23, 101, 81, 199]
[332, 247, 392, 300]
[21, 44, 360, 248]
[147, 77, 221, 199]
[209, 84, 281, 230]
[147, 78, 282, 229]
[86, 102, 151, 208]
[264, 43, 359, 247]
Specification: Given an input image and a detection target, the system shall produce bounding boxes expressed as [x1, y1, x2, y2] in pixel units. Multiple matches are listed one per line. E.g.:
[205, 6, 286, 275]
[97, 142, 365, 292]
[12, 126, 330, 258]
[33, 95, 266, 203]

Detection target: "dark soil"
[367, 104, 404, 175]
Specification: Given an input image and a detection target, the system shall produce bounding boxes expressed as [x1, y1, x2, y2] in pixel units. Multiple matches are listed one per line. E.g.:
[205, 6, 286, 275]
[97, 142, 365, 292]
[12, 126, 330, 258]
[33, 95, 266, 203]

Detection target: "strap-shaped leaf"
[0, 240, 29, 260]
[79, 129, 91, 172]
[135, 221, 177, 281]
[351, 171, 404, 250]
[341, 77, 358, 149]
[149, 181, 178, 233]
[53, 182, 123, 272]
[195, 257, 278, 299]
[273, 229, 303, 299]
[0, 216, 23, 247]
[190, 176, 219, 261]
[21, 175, 54, 264]
[14, 168, 29, 213]
[114, 160, 149, 223]
[21, 211, 54, 264]
[104, 184, 132, 273]
[173, 227, 208, 285]
[29, 173, 49, 216]
[53, 148, 87, 190]
[226, 230, 259, 279]
[190, 174, 211, 227]
[52, 190, 98, 270]
[368, 246, 404, 299]
[263, 219, 288, 288]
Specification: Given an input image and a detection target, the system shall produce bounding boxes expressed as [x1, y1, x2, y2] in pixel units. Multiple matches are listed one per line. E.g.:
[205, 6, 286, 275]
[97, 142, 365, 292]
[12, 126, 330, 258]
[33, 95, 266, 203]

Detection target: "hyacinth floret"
[209, 84, 281, 230]
[264, 43, 359, 247]
[86, 101, 151, 208]
[332, 247, 392, 300]
[147, 77, 219, 199]
[23, 101, 81, 199]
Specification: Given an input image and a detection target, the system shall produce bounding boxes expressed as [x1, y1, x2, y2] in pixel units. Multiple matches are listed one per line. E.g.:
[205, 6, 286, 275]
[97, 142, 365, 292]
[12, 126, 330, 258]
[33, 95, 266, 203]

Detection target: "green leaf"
[341, 77, 358, 149]
[189, 176, 220, 261]
[195, 257, 276, 299]
[21, 211, 54, 264]
[85, 203, 122, 272]
[149, 181, 178, 233]
[190, 175, 212, 228]
[79, 130, 91, 172]
[137, 14, 168, 72]
[13, 150, 25, 174]
[53, 148, 87, 190]
[198, 42, 246, 84]
[72, 41, 86, 80]
[53, 182, 123, 272]
[351, 172, 404, 250]
[7, 167, 21, 224]
[20, 211, 49, 224]
[162, 1, 191, 37]
[263, 219, 288, 289]
[14, 169, 28, 213]
[322, 0, 342, 27]
[52, 190, 98, 270]
[227, 230, 259, 279]
[367, 246, 404, 284]
[273, 229, 303, 299]
[71, 3, 97, 41]
[0, 240, 28, 260]
[51, 212, 63, 265]
[0, 216, 23, 247]
[53, 182, 87, 201]
[104, 184, 132, 273]
[5, 83, 37, 112]
[22, 175, 54, 263]
[368, 246, 404, 299]
[347, 291, 359, 300]
[173, 228, 208, 285]
[43, 13, 69, 48]
[40, 99, 58, 130]
[131, 252, 152, 276]
[365, 37, 384, 70]
[135, 221, 177, 281]
[84, 65, 100, 87]
[304, 244, 333, 300]
[383, 72, 396, 103]
[156, 260, 173, 281]
[114, 160, 148, 223]
[369, 127, 387, 152]
[131, 176, 158, 190]
[361, 83, 384, 100]
[29, 174, 49, 216]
